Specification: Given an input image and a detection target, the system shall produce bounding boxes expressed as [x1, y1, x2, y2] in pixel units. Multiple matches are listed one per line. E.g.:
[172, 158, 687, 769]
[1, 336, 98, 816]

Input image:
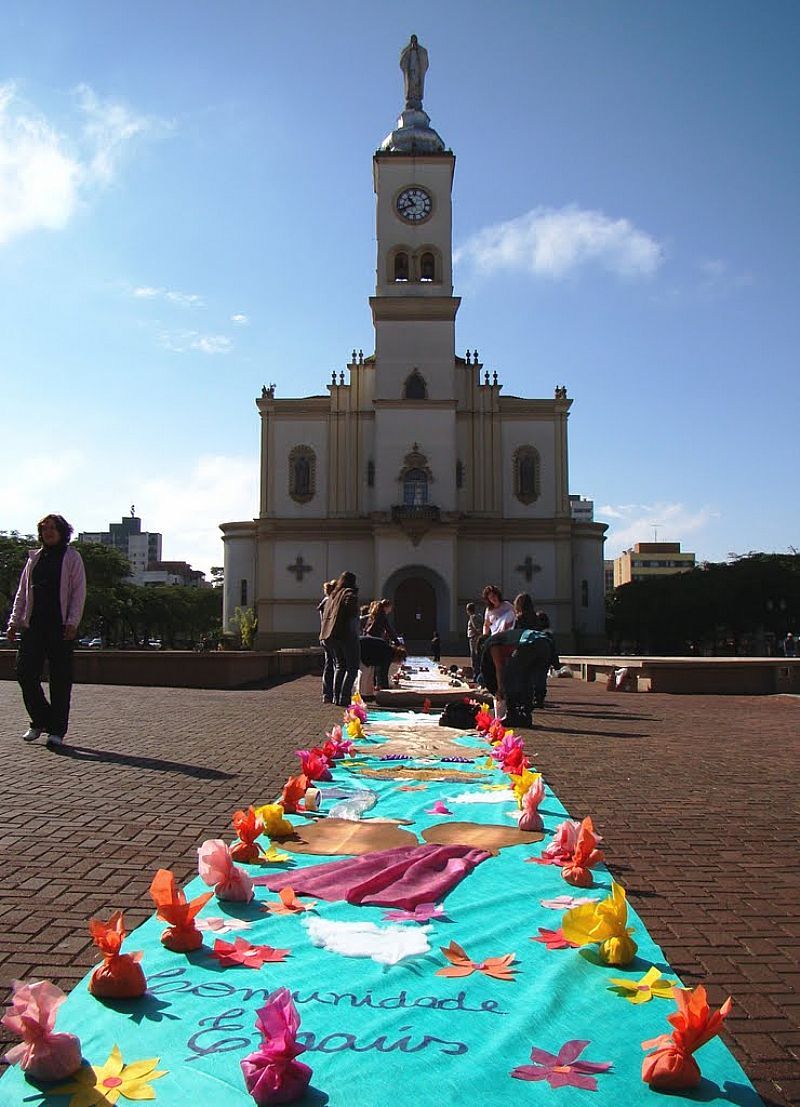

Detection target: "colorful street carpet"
[0, 702, 762, 1106]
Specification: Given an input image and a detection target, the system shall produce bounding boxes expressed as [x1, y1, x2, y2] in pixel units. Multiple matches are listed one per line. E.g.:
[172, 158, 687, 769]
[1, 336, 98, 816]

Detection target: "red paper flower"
[530, 927, 579, 950]
[211, 938, 290, 969]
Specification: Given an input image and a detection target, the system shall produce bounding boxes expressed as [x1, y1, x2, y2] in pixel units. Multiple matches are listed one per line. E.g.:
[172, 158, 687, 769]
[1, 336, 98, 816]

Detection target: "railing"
[391, 505, 440, 522]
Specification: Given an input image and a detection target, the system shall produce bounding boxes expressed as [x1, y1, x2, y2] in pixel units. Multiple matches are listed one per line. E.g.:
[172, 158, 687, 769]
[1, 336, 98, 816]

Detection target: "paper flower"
[436, 941, 517, 982]
[148, 869, 213, 953]
[422, 697, 432, 713]
[261, 844, 291, 864]
[345, 701, 367, 724]
[540, 895, 598, 911]
[425, 800, 453, 815]
[511, 1039, 612, 1090]
[296, 747, 332, 782]
[510, 768, 537, 807]
[492, 732, 525, 772]
[231, 807, 265, 863]
[488, 718, 510, 745]
[474, 704, 494, 733]
[280, 774, 310, 814]
[241, 987, 312, 1105]
[561, 881, 638, 966]
[52, 1044, 166, 1105]
[196, 916, 253, 935]
[642, 984, 733, 1089]
[253, 804, 294, 838]
[263, 887, 317, 916]
[531, 818, 582, 865]
[2, 980, 82, 1081]
[518, 774, 546, 830]
[383, 903, 446, 924]
[87, 911, 146, 999]
[561, 816, 604, 887]
[211, 938, 290, 969]
[346, 717, 365, 739]
[609, 965, 676, 1004]
[198, 839, 255, 902]
[531, 927, 579, 950]
[398, 783, 428, 792]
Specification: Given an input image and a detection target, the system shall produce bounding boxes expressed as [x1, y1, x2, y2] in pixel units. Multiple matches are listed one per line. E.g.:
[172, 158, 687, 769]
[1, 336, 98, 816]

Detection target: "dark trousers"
[320, 641, 336, 701]
[324, 637, 360, 705]
[469, 641, 481, 680]
[16, 624, 74, 736]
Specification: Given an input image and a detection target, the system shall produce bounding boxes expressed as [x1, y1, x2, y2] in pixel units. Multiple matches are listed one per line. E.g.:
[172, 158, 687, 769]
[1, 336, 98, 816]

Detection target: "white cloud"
[230, 313, 249, 325]
[158, 329, 232, 354]
[0, 82, 164, 248]
[132, 285, 205, 307]
[455, 204, 663, 280]
[597, 501, 718, 558]
[697, 257, 753, 297]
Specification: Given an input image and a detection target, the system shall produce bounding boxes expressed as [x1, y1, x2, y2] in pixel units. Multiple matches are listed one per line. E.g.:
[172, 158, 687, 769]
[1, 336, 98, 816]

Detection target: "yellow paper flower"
[561, 881, 638, 966]
[510, 769, 539, 808]
[608, 965, 676, 1003]
[253, 803, 293, 837]
[346, 718, 365, 738]
[261, 844, 291, 864]
[352, 692, 364, 705]
[52, 1045, 166, 1105]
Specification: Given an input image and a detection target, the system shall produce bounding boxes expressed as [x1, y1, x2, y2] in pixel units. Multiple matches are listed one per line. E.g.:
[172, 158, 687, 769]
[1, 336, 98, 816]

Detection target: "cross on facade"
[287, 555, 313, 581]
[516, 555, 542, 583]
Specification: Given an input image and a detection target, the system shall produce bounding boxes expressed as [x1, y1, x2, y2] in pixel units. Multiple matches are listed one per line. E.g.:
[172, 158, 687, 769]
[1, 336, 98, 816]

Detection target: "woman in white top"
[482, 585, 515, 637]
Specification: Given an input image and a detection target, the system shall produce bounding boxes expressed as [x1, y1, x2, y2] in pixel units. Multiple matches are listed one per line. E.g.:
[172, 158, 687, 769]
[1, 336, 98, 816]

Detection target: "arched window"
[420, 251, 436, 282]
[394, 252, 409, 281]
[403, 370, 427, 400]
[403, 468, 429, 506]
[289, 445, 316, 503]
[513, 446, 541, 504]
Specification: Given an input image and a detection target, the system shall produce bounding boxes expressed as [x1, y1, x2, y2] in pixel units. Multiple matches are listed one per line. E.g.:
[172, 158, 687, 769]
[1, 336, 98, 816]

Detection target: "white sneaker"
[494, 698, 507, 721]
[22, 727, 43, 742]
[46, 734, 64, 749]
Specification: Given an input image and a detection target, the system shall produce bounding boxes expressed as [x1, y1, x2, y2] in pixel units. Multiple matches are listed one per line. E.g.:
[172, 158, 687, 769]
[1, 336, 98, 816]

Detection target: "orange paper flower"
[561, 816, 604, 887]
[88, 911, 146, 998]
[436, 940, 517, 982]
[281, 774, 310, 814]
[642, 984, 733, 1090]
[231, 806, 264, 862]
[263, 886, 317, 916]
[149, 869, 213, 953]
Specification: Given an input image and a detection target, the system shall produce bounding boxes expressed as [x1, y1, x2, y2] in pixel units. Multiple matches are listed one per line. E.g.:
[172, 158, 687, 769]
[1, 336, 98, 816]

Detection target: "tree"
[209, 566, 224, 588]
[230, 605, 257, 650]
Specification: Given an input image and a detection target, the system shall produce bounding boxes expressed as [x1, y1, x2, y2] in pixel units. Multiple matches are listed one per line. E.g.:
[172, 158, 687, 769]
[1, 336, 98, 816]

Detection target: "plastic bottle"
[329, 791, 378, 821]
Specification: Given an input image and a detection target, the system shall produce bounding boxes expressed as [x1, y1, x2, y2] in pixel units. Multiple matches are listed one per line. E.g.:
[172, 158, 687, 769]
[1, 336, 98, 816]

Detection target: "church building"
[220, 36, 606, 652]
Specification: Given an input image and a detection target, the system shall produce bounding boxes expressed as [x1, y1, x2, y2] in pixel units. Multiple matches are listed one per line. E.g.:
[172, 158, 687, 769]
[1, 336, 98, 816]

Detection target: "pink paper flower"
[530, 927, 579, 950]
[2, 980, 82, 1081]
[345, 702, 367, 723]
[323, 725, 354, 759]
[295, 748, 332, 782]
[540, 895, 598, 911]
[511, 1039, 612, 1090]
[383, 903, 446, 923]
[241, 987, 312, 1105]
[493, 732, 525, 772]
[196, 916, 253, 935]
[426, 801, 453, 815]
[518, 775, 546, 831]
[198, 839, 254, 902]
[531, 818, 582, 865]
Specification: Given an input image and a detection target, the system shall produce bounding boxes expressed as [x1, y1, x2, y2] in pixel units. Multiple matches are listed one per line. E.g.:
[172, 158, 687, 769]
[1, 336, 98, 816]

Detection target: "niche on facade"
[456, 459, 464, 489]
[367, 459, 375, 487]
[403, 370, 428, 400]
[513, 445, 541, 505]
[288, 445, 316, 503]
[397, 443, 434, 507]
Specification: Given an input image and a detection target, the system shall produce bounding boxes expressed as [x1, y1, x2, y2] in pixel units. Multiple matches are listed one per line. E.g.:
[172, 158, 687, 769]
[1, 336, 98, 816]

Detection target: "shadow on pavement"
[58, 744, 236, 780]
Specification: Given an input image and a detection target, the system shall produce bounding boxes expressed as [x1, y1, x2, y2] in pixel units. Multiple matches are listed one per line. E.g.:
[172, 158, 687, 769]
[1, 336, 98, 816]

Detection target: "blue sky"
[1, 0, 797, 573]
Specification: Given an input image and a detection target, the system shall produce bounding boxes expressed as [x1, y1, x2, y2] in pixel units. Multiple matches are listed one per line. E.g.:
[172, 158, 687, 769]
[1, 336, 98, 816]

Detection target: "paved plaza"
[0, 672, 798, 1105]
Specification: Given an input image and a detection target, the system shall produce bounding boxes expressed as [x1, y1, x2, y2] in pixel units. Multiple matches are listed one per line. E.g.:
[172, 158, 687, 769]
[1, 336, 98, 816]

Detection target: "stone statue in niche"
[294, 455, 311, 497]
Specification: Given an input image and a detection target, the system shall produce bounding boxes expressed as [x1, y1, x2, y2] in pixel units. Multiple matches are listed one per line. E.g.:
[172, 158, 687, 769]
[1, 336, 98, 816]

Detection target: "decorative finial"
[484, 370, 489, 385]
[465, 349, 472, 363]
[474, 349, 479, 363]
[358, 349, 364, 363]
[492, 370, 498, 385]
[331, 370, 337, 384]
[339, 371, 345, 385]
[352, 349, 357, 363]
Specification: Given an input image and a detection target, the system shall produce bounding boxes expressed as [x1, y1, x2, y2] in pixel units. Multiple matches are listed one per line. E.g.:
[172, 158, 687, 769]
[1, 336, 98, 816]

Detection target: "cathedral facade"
[220, 37, 606, 652]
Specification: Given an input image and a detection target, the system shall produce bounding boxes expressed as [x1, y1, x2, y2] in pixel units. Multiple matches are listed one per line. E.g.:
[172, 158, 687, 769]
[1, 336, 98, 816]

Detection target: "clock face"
[396, 187, 432, 222]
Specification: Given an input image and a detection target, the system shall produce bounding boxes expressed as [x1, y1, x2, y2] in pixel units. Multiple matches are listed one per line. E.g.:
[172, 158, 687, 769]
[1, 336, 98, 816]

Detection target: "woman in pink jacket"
[6, 514, 86, 749]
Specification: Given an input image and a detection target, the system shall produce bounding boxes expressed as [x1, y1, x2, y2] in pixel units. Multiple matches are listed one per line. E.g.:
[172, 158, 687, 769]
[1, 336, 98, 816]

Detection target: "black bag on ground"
[438, 699, 480, 729]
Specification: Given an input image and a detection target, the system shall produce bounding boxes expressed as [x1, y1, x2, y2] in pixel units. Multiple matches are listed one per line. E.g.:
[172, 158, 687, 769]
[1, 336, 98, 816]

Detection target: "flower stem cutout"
[436, 940, 517, 981]
[511, 1039, 612, 1091]
[52, 1044, 166, 1105]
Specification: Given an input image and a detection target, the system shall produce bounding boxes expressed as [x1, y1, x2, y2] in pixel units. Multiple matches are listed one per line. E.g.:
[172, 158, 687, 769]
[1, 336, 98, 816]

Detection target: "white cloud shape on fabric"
[303, 917, 431, 965]
[0, 82, 165, 247]
[455, 204, 663, 280]
[448, 789, 516, 804]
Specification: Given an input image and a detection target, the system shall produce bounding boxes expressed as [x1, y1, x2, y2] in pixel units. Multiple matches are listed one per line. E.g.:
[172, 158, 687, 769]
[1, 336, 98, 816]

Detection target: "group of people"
[318, 576, 405, 705]
[468, 584, 559, 728]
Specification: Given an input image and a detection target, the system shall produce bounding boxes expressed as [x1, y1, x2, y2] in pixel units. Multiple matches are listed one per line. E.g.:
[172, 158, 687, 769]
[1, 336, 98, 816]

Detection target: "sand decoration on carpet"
[0, 666, 762, 1106]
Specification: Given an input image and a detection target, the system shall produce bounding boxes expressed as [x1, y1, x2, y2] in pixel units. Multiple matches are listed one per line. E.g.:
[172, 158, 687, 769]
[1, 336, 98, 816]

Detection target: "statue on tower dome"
[400, 35, 429, 110]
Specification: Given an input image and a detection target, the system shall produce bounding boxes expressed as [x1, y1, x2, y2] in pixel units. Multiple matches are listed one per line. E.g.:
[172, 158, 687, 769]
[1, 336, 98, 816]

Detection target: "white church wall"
[221, 529, 256, 631]
[374, 320, 456, 400]
[272, 540, 328, 600]
[572, 533, 607, 642]
[326, 541, 374, 599]
[373, 408, 456, 511]
[458, 540, 503, 602]
[502, 541, 558, 604]
[270, 418, 329, 517]
[500, 419, 558, 517]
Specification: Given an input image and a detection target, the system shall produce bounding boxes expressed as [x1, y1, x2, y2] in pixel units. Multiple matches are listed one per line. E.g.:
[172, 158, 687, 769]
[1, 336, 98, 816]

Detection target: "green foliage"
[230, 605, 258, 650]
[607, 552, 800, 655]
[0, 532, 34, 628]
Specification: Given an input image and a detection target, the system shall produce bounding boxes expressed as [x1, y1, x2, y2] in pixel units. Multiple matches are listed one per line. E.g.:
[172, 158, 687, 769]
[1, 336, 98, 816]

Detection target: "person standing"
[430, 629, 441, 662]
[6, 514, 86, 749]
[319, 571, 360, 706]
[465, 602, 483, 680]
[317, 579, 336, 703]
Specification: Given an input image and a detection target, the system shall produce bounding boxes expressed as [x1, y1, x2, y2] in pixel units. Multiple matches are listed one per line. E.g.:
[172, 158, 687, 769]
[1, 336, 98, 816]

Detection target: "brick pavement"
[0, 673, 798, 1104]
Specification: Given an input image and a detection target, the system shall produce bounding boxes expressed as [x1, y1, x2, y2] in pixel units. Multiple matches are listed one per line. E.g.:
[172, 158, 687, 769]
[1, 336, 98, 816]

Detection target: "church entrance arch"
[383, 565, 449, 645]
